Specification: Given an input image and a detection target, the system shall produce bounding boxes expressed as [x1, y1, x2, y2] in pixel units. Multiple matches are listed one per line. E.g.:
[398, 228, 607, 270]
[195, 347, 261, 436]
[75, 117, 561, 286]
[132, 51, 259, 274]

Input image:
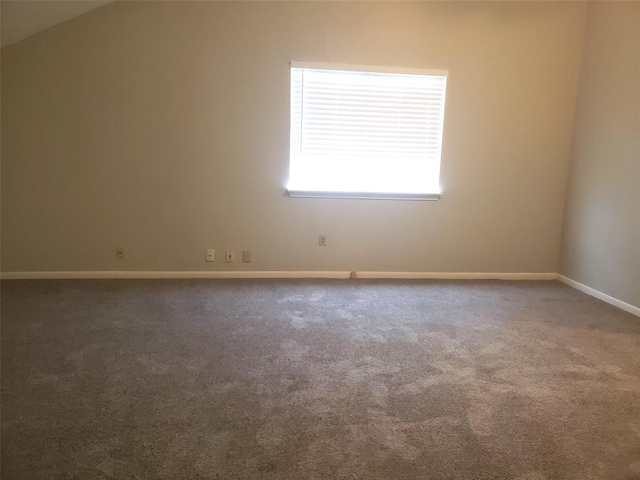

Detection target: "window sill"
[285, 190, 441, 201]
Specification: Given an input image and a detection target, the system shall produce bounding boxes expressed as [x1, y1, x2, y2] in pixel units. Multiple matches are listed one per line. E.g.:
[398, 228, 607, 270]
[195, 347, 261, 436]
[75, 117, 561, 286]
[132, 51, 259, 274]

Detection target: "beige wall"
[1, 1, 587, 273]
[560, 2, 640, 307]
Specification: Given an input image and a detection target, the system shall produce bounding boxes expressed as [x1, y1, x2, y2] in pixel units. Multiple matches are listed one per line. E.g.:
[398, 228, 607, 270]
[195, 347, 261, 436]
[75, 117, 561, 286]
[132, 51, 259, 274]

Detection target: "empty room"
[1, 0, 639, 478]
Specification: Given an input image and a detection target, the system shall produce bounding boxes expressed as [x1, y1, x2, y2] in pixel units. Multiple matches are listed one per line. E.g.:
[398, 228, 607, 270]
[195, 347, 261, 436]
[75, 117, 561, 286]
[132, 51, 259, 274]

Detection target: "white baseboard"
[0, 270, 353, 280]
[1, 270, 555, 281]
[557, 274, 640, 317]
[355, 272, 557, 280]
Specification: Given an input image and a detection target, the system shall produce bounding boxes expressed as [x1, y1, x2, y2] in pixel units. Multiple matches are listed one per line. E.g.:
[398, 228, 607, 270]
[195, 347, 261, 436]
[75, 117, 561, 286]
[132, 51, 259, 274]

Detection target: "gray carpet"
[1, 279, 639, 479]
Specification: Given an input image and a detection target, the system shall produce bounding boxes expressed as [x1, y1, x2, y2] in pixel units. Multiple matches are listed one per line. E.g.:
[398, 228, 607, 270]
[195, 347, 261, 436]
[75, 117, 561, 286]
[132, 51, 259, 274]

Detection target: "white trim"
[1, 271, 555, 281]
[290, 61, 448, 77]
[0, 271, 352, 280]
[286, 190, 441, 201]
[557, 275, 640, 317]
[355, 272, 557, 280]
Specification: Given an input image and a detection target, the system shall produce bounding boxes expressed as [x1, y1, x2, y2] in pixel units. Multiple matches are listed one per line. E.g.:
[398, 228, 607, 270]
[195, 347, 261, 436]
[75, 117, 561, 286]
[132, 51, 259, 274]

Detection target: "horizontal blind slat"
[290, 65, 446, 163]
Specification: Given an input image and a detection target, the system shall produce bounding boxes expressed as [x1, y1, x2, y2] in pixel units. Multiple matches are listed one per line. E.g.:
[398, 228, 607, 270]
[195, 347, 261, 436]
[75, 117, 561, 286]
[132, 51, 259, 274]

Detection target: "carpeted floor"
[1, 279, 639, 479]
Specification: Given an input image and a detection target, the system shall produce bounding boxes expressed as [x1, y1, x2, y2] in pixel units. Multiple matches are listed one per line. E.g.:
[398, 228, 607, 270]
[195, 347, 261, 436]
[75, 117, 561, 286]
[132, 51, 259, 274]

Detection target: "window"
[287, 62, 448, 200]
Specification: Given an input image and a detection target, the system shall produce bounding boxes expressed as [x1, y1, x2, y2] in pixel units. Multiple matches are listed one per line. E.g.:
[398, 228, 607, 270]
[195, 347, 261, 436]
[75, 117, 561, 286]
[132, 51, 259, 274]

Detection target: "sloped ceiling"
[1, 0, 113, 47]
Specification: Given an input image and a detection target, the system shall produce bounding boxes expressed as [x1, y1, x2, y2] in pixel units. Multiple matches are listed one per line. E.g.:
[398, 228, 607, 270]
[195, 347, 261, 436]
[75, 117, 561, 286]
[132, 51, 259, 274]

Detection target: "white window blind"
[288, 62, 448, 199]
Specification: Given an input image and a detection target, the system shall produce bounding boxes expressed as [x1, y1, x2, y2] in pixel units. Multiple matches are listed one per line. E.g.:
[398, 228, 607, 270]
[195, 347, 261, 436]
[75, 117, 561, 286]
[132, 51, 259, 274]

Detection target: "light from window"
[288, 62, 448, 199]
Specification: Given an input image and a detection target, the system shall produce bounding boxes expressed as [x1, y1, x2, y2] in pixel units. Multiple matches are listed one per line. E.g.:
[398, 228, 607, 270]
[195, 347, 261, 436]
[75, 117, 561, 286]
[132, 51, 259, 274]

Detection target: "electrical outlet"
[116, 246, 125, 260]
[206, 249, 215, 262]
[319, 235, 327, 247]
[226, 250, 234, 263]
[242, 250, 251, 263]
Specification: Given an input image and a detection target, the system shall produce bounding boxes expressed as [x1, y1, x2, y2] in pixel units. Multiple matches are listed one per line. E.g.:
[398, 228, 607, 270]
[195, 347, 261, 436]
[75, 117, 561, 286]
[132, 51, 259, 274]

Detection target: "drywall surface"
[1, 2, 587, 273]
[561, 2, 640, 308]
[1, 0, 113, 47]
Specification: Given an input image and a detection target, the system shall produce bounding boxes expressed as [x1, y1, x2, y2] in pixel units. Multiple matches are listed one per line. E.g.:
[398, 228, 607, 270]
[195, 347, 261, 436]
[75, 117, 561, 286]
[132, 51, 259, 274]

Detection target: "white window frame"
[287, 61, 448, 200]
